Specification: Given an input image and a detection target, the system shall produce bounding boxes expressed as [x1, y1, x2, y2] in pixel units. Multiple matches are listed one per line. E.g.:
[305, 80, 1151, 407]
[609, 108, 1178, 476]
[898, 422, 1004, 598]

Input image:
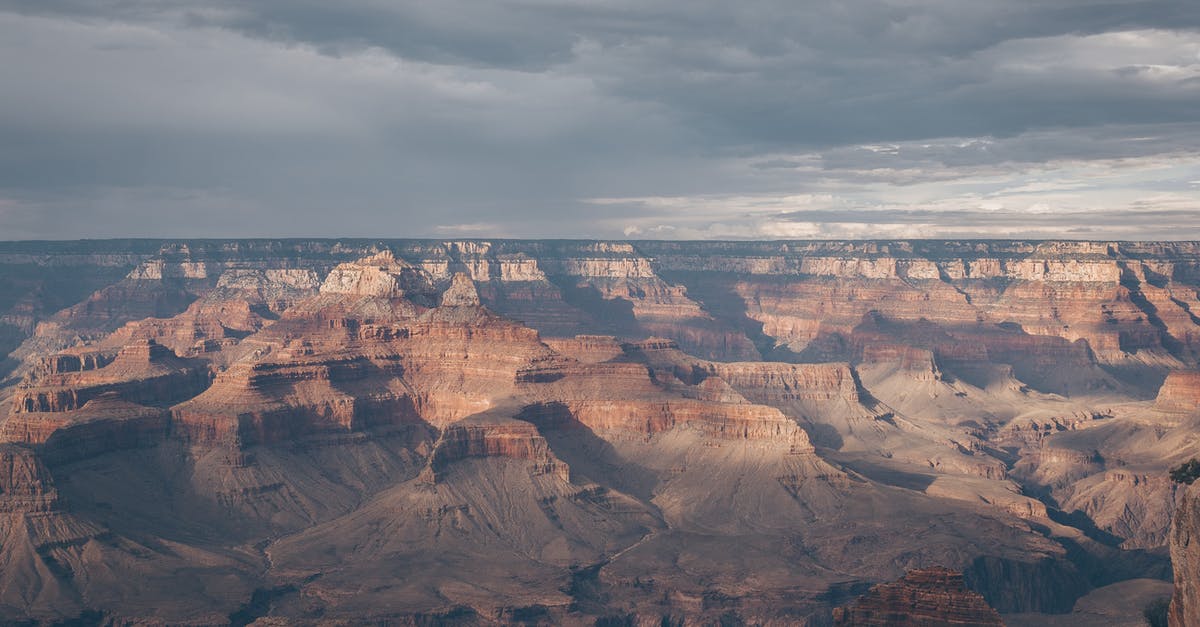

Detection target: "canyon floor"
[0, 239, 1197, 625]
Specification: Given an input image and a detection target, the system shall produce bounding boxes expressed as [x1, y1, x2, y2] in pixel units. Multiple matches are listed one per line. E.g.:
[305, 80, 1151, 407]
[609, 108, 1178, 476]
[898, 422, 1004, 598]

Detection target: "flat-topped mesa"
[31, 349, 117, 377]
[170, 353, 421, 446]
[113, 337, 177, 365]
[648, 250, 1128, 282]
[319, 250, 436, 301]
[832, 567, 1004, 627]
[10, 339, 210, 414]
[522, 399, 814, 451]
[542, 335, 624, 364]
[860, 344, 943, 380]
[598, 339, 878, 429]
[0, 444, 58, 513]
[0, 394, 168, 464]
[1156, 371, 1200, 413]
[419, 415, 569, 483]
[705, 362, 862, 404]
[396, 312, 553, 427]
[516, 359, 665, 399]
[623, 337, 682, 353]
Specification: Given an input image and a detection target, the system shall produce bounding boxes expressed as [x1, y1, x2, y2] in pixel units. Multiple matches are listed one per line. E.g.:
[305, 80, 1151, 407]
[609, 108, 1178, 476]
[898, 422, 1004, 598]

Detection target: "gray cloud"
[0, 0, 1197, 239]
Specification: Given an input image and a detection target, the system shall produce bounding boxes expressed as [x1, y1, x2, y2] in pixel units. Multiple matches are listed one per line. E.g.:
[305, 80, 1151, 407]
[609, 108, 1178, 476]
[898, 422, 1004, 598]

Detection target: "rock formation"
[1, 394, 168, 464]
[419, 412, 570, 482]
[0, 239, 1196, 624]
[0, 444, 58, 513]
[11, 339, 209, 413]
[1172, 482, 1200, 626]
[833, 567, 1004, 626]
[1157, 371, 1200, 413]
[440, 271, 481, 307]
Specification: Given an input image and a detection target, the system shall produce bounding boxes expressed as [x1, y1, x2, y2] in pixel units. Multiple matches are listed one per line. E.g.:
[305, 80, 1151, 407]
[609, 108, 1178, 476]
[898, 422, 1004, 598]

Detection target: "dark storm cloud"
[0, 0, 1197, 239]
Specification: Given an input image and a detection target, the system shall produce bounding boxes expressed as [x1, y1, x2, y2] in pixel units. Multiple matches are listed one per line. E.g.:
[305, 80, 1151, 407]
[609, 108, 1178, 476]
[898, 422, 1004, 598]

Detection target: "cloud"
[0, 1, 1197, 239]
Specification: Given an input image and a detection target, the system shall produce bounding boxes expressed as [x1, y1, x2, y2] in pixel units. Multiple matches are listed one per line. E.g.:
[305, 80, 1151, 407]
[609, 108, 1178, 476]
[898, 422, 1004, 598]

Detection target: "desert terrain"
[0, 239, 1197, 625]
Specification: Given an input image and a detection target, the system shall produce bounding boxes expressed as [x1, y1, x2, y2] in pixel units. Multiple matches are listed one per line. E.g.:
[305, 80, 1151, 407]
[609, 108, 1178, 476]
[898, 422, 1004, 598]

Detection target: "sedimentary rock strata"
[833, 567, 1004, 626]
[1157, 371, 1200, 413]
[10, 339, 208, 413]
[0, 239, 1196, 624]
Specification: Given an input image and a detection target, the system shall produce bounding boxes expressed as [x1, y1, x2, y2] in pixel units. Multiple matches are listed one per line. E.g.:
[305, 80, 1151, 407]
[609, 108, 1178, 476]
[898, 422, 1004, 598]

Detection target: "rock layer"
[0, 239, 1197, 624]
[1172, 483, 1200, 626]
[833, 567, 1004, 626]
[1157, 371, 1200, 413]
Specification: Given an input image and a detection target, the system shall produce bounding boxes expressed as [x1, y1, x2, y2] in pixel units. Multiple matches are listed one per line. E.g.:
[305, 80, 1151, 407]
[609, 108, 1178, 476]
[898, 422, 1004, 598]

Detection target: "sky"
[1, 0, 1199, 240]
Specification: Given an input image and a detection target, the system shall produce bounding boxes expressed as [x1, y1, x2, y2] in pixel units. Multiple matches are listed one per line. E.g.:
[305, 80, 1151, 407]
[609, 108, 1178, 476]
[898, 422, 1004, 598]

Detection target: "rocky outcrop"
[172, 275, 555, 444]
[440, 272, 481, 307]
[319, 250, 435, 301]
[9, 339, 210, 414]
[0, 394, 168, 464]
[861, 344, 942, 381]
[1062, 470, 1178, 550]
[1172, 483, 1200, 626]
[420, 415, 569, 482]
[1157, 371, 1200, 413]
[0, 445, 58, 512]
[170, 353, 422, 446]
[514, 352, 816, 447]
[542, 335, 625, 363]
[522, 399, 814, 449]
[706, 361, 862, 404]
[832, 567, 1003, 626]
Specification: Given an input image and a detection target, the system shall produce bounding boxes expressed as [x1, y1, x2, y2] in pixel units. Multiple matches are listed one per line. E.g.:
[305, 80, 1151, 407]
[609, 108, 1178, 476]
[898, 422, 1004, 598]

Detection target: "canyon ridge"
[0, 239, 1198, 625]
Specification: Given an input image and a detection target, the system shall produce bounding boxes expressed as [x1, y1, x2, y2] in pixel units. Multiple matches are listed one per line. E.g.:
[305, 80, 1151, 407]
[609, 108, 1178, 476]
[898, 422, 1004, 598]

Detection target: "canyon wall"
[0, 239, 1196, 624]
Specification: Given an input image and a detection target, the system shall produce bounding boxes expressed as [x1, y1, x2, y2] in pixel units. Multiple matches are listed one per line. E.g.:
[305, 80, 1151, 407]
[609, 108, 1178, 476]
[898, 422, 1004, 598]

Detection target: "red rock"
[542, 335, 625, 363]
[1156, 371, 1200, 413]
[9, 339, 209, 414]
[172, 265, 557, 444]
[832, 567, 1004, 626]
[419, 413, 569, 483]
[706, 361, 862, 404]
[0, 444, 58, 513]
[0, 394, 167, 464]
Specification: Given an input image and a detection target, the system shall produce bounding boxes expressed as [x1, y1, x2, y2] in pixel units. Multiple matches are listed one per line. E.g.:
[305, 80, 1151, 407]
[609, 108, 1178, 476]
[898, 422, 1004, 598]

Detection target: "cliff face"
[420, 414, 570, 482]
[647, 240, 1200, 373]
[0, 239, 1197, 624]
[10, 339, 209, 414]
[0, 395, 168, 465]
[833, 567, 1004, 626]
[1172, 483, 1200, 626]
[1157, 371, 1200, 413]
[0, 444, 57, 513]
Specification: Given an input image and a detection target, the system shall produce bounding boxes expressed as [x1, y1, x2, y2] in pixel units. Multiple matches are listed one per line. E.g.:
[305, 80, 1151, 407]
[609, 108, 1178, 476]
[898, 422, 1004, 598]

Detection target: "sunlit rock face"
[0, 239, 1197, 624]
[1157, 371, 1200, 413]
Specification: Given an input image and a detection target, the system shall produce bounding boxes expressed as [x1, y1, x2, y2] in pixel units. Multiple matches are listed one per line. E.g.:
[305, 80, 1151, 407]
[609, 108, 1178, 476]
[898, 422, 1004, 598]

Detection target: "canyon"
[0, 238, 1197, 624]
